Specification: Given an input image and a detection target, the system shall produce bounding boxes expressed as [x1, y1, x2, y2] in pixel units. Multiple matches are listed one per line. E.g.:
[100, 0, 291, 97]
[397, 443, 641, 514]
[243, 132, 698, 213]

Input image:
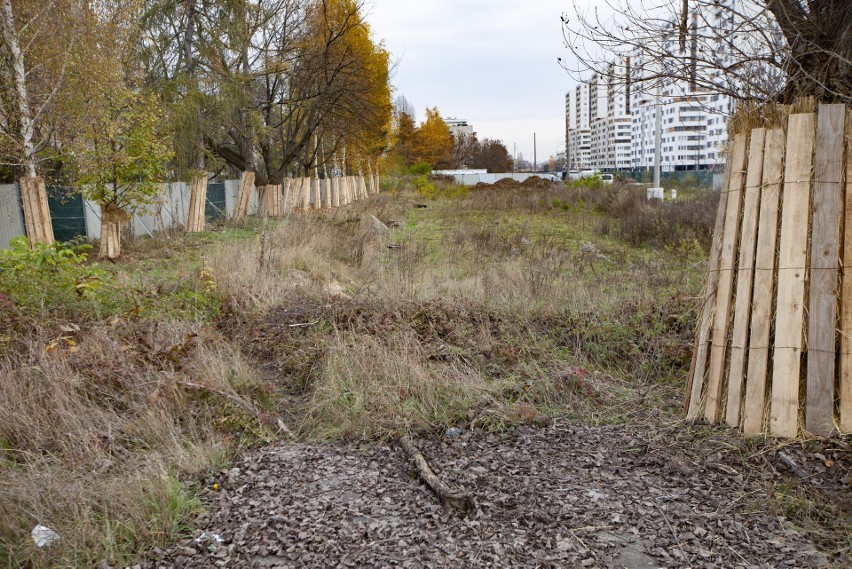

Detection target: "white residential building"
[445, 118, 474, 138]
[566, 83, 591, 169]
[565, 0, 782, 173]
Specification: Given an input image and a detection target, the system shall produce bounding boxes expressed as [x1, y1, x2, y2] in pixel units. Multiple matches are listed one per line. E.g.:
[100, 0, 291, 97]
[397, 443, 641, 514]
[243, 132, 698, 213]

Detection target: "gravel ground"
[140, 421, 849, 568]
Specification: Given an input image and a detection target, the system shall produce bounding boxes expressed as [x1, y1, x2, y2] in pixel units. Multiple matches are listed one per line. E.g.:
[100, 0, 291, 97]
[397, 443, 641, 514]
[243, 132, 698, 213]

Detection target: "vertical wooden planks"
[302, 177, 310, 210]
[806, 105, 846, 435]
[742, 128, 785, 436]
[771, 113, 815, 438]
[726, 129, 767, 427]
[186, 175, 208, 232]
[233, 171, 255, 222]
[19, 176, 54, 244]
[704, 133, 749, 422]
[841, 111, 852, 433]
[686, 157, 732, 417]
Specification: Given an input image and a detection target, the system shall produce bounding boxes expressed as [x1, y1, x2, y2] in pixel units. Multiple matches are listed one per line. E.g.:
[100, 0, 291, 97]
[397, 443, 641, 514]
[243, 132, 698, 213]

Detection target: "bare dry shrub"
[209, 217, 363, 316]
[303, 332, 488, 439]
[0, 319, 267, 566]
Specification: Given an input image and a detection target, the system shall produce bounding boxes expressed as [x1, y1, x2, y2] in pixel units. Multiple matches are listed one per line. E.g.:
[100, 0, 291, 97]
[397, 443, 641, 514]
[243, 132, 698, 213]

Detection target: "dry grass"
[0, 180, 708, 564]
[0, 319, 270, 566]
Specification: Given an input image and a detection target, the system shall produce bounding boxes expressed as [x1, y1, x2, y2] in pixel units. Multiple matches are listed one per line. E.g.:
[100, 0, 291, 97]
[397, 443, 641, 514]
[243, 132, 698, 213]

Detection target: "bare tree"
[561, 0, 851, 103]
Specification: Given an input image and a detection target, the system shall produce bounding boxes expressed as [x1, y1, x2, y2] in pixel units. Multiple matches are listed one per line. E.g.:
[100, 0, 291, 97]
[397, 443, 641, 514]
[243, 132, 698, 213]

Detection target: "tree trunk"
[1, 0, 37, 177]
[19, 176, 53, 245]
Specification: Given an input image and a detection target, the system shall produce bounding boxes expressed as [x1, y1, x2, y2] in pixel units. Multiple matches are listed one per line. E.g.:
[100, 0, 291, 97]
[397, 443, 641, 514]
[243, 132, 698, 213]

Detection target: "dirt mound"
[140, 423, 846, 568]
[521, 175, 556, 190]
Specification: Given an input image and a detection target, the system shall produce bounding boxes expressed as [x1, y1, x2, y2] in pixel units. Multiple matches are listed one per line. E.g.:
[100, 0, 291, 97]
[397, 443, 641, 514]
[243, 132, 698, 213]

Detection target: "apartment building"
[565, 0, 779, 173]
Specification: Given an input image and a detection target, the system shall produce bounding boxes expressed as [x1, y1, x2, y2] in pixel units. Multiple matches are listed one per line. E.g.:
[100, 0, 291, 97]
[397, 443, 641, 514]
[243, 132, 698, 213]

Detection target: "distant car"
[601, 173, 614, 184]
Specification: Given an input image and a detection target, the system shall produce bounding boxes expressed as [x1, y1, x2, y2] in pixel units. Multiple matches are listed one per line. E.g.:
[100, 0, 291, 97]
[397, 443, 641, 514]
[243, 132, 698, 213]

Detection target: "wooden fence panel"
[742, 128, 785, 436]
[806, 105, 846, 435]
[686, 160, 732, 417]
[704, 133, 749, 422]
[842, 112, 852, 433]
[770, 113, 815, 438]
[726, 128, 766, 427]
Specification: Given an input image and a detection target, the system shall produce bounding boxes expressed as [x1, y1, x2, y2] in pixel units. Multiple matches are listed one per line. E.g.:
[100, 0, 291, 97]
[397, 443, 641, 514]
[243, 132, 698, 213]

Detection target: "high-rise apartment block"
[565, 0, 776, 173]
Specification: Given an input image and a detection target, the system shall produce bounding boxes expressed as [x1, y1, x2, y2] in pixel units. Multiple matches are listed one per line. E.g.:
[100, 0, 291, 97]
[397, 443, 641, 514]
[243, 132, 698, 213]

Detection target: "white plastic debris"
[585, 489, 606, 501]
[195, 532, 224, 544]
[31, 524, 60, 547]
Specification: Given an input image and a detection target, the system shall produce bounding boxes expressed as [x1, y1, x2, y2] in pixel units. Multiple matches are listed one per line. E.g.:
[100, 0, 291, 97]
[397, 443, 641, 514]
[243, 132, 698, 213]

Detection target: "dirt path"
[140, 422, 847, 568]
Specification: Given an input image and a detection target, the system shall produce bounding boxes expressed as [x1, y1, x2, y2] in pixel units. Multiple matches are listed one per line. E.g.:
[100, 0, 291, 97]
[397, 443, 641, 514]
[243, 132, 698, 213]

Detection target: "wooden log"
[742, 128, 785, 437]
[233, 171, 255, 222]
[725, 128, 767, 427]
[771, 113, 816, 438]
[842, 111, 852, 434]
[704, 133, 749, 423]
[806, 105, 846, 436]
[19, 176, 54, 245]
[686, 161, 732, 417]
[399, 435, 474, 513]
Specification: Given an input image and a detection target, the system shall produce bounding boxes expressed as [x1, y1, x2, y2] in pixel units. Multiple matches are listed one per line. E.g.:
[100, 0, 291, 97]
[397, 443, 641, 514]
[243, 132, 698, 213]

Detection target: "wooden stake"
[704, 133, 749, 423]
[742, 128, 785, 436]
[806, 104, 846, 436]
[726, 128, 767, 427]
[771, 113, 816, 439]
[841, 110, 852, 433]
[686, 153, 733, 417]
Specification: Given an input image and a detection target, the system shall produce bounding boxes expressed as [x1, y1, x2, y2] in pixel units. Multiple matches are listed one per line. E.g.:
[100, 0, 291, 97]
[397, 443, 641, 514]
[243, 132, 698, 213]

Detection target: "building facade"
[564, 0, 778, 173]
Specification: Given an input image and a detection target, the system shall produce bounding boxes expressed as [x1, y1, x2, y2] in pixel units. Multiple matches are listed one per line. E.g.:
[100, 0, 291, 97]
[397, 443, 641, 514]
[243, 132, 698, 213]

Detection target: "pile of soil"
[520, 176, 556, 190]
[139, 422, 848, 568]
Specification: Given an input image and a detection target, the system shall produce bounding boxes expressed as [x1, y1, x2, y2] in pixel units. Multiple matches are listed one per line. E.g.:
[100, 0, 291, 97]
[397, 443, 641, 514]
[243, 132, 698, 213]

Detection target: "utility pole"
[653, 82, 662, 188]
[533, 132, 537, 173]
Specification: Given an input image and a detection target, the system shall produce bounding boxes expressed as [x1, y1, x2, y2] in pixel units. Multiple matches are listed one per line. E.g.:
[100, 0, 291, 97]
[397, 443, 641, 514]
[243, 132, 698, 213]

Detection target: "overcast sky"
[366, 1, 600, 166]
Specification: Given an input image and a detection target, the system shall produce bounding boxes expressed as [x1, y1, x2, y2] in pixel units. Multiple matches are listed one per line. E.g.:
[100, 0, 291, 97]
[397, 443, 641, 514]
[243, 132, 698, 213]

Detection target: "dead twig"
[655, 499, 689, 564]
[399, 435, 474, 513]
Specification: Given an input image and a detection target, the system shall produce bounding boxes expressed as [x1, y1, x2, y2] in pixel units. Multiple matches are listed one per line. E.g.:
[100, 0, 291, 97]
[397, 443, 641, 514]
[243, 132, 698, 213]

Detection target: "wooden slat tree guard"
[186, 174, 209, 232]
[233, 171, 255, 222]
[19, 175, 54, 245]
[686, 104, 851, 438]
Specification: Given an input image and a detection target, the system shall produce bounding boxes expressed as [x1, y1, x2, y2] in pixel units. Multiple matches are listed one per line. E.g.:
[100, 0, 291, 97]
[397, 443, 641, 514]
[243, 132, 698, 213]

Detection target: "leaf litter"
[140, 421, 849, 568]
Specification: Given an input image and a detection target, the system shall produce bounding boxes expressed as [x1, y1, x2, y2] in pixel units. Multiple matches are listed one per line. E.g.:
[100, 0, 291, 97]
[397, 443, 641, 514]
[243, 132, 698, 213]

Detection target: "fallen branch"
[399, 435, 474, 513]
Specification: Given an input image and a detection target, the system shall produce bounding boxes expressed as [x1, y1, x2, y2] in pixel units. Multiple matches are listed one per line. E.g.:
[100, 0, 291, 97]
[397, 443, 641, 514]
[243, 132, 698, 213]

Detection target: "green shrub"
[409, 162, 432, 176]
[0, 236, 108, 310]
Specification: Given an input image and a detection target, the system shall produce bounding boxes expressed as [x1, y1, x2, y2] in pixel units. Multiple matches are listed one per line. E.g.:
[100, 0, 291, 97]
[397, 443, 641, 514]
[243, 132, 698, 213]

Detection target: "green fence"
[46, 186, 86, 242]
[206, 182, 227, 221]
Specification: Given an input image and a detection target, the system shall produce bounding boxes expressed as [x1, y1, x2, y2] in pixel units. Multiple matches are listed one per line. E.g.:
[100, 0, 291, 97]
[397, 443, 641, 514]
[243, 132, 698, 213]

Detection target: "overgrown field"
[0, 179, 738, 565]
